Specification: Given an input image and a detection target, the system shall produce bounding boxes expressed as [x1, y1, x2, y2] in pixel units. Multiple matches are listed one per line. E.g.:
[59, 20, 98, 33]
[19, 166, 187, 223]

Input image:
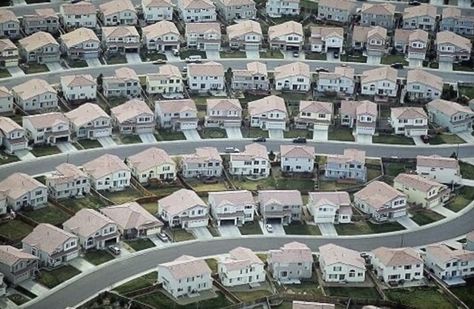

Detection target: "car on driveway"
[391, 62, 404, 69]
[253, 137, 266, 142]
[293, 137, 307, 144]
[225, 147, 240, 153]
[408, 0, 421, 5]
[153, 59, 167, 65]
[265, 224, 273, 233]
[293, 51, 299, 58]
[333, 51, 339, 58]
[315, 67, 329, 73]
[158, 232, 169, 242]
[108, 245, 121, 255]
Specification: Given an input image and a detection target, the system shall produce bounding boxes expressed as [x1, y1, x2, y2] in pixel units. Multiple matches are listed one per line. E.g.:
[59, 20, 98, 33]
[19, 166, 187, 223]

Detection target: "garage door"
[180, 121, 197, 130]
[205, 43, 220, 51]
[93, 129, 111, 138]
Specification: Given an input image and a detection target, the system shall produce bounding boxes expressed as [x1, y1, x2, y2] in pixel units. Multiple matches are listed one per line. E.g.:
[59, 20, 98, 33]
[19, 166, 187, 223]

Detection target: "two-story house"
[274, 62, 310, 92]
[209, 190, 255, 226]
[280, 145, 315, 173]
[103, 67, 141, 99]
[390, 107, 429, 137]
[178, 0, 217, 23]
[158, 188, 209, 228]
[59, 1, 97, 29]
[258, 190, 302, 225]
[406, 69, 442, 101]
[99, 0, 137, 26]
[22, 8, 59, 35]
[394, 173, 450, 208]
[83, 154, 132, 191]
[187, 61, 225, 92]
[416, 155, 461, 185]
[227, 20, 262, 51]
[142, 0, 174, 23]
[12, 78, 58, 112]
[142, 20, 180, 52]
[310, 26, 344, 54]
[352, 26, 387, 59]
[394, 29, 429, 66]
[205, 98, 242, 128]
[427, 99, 474, 133]
[60, 74, 97, 102]
[230, 143, 270, 177]
[440, 7, 474, 37]
[126, 147, 176, 183]
[268, 21, 303, 51]
[181, 147, 223, 178]
[308, 191, 352, 224]
[340, 100, 378, 138]
[60, 27, 100, 60]
[403, 4, 437, 31]
[0, 9, 20, 39]
[111, 99, 155, 134]
[65, 103, 112, 140]
[218, 247, 265, 287]
[0, 116, 28, 154]
[0, 173, 47, 210]
[266, 0, 300, 18]
[155, 99, 198, 131]
[436, 31, 472, 63]
[0, 246, 38, 284]
[325, 148, 366, 182]
[0, 38, 18, 67]
[232, 61, 269, 91]
[18, 31, 60, 64]
[145, 64, 183, 95]
[354, 181, 407, 222]
[294, 100, 333, 131]
[101, 26, 140, 55]
[46, 163, 91, 199]
[22, 112, 70, 145]
[318, 0, 355, 23]
[185, 22, 221, 51]
[215, 0, 256, 21]
[424, 244, 474, 282]
[268, 242, 313, 281]
[370, 247, 424, 284]
[317, 66, 355, 95]
[319, 243, 366, 283]
[360, 3, 395, 29]
[248, 95, 288, 130]
[360, 67, 398, 97]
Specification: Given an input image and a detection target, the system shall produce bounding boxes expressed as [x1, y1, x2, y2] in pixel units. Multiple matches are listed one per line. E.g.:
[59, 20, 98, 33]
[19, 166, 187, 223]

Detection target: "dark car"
[391, 62, 404, 69]
[315, 67, 329, 73]
[253, 137, 266, 142]
[293, 137, 307, 144]
[408, 0, 421, 5]
[333, 51, 339, 59]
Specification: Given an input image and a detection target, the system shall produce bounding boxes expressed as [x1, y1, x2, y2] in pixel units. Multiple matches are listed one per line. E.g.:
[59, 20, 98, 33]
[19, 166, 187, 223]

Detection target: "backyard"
[136, 290, 232, 309]
[450, 278, 474, 308]
[102, 187, 143, 204]
[36, 265, 81, 289]
[385, 287, 455, 309]
[125, 238, 156, 251]
[335, 220, 405, 235]
[283, 222, 320, 235]
[113, 272, 157, 295]
[230, 176, 276, 191]
[325, 287, 380, 299]
[281, 273, 323, 297]
[63, 194, 108, 213]
[185, 178, 230, 193]
[384, 161, 416, 177]
[0, 219, 34, 241]
[460, 161, 474, 180]
[233, 289, 273, 303]
[23, 206, 71, 226]
[238, 220, 263, 235]
[84, 250, 115, 265]
[409, 208, 445, 226]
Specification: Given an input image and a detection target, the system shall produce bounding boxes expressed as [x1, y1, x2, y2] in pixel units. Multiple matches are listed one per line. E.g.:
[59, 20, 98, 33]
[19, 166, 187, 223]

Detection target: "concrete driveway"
[182, 129, 201, 141]
[268, 129, 284, 139]
[218, 224, 241, 237]
[313, 128, 327, 141]
[431, 206, 456, 219]
[283, 50, 305, 60]
[97, 136, 117, 148]
[15, 149, 35, 161]
[318, 223, 338, 236]
[396, 216, 419, 231]
[245, 50, 260, 59]
[366, 55, 381, 65]
[206, 51, 220, 60]
[259, 221, 286, 235]
[69, 258, 95, 272]
[412, 136, 425, 145]
[355, 133, 372, 144]
[189, 227, 213, 240]
[139, 133, 157, 144]
[45, 62, 63, 72]
[86, 59, 102, 67]
[19, 280, 50, 295]
[7, 66, 25, 77]
[56, 142, 78, 153]
[409, 59, 423, 68]
[439, 61, 453, 72]
[225, 127, 242, 139]
[165, 51, 180, 62]
[125, 53, 142, 64]
[327, 51, 340, 62]
[457, 132, 474, 143]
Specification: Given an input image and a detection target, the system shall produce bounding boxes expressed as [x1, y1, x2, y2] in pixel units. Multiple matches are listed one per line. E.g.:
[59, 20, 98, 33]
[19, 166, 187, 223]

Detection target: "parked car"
[293, 137, 307, 144]
[391, 62, 404, 69]
[293, 51, 299, 58]
[203, 176, 218, 184]
[315, 67, 329, 73]
[253, 137, 266, 142]
[172, 49, 179, 56]
[265, 224, 273, 233]
[333, 51, 339, 59]
[158, 232, 169, 242]
[225, 147, 240, 153]
[185, 55, 202, 63]
[408, 0, 421, 5]
[108, 245, 121, 255]
[153, 59, 167, 65]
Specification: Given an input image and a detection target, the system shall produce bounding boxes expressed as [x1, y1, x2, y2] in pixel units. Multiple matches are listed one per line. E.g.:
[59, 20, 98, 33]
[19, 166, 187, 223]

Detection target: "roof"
[23, 224, 77, 256]
[280, 145, 315, 159]
[292, 301, 335, 309]
[0, 245, 38, 267]
[354, 181, 406, 210]
[208, 190, 254, 208]
[352, 26, 386, 43]
[425, 244, 474, 264]
[61, 74, 96, 88]
[160, 255, 211, 280]
[466, 231, 474, 243]
[23, 112, 68, 130]
[180, 0, 214, 10]
[416, 155, 459, 169]
[361, 67, 397, 84]
[427, 99, 474, 117]
[340, 100, 377, 118]
[442, 7, 460, 19]
[233, 61, 267, 78]
[101, 202, 163, 230]
[83, 154, 130, 179]
[102, 26, 139, 39]
[319, 243, 365, 269]
[147, 64, 181, 80]
[207, 98, 242, 112]
[156, 99, 197, 114]
[0, 116, 22, 135]
[274, 62, 310, 80]
[12, 78, 56, 101]
[143, 20, 179, 38]
[269, 242, 313, 263]
[27, 8, 57, 18]
[327, 148, 365, 165]
[372, 247, 422, 267]
[300, 100, 333, 115]
[61, 27, 99, 47]
[111, 99, 153, 123]
[258, 190, 303, 206]
[0, 173, 45, 200]
[19, 31, 58, 52]
[47, 163, 88, 185]
[159, 189, 206, 216]
[311, 26, 344, 40]
[309, 191, 351, 208]
[407, 69, 443, 91]
[394, 29, 411, 43]
[403, 4, 436, 19]
[232, 143, 268, 161]
[0, 38, 17, 52]
[61, 1, 96, 15]
[248, 95, 287, 116]
[0, 9, 18, 24]
[63, 209, 115, 238]
[188, 61, 224, 77]
[394, 173, 447, 193]
[218, 0, 254, 6]
[318, 0, 355, 11]
[409, 29, 429, 42]
[269, 21, 303, 40]
[186, 22, 220, 34]
[391, 107, 428, 120]
[182, 147, 222, 164]
[142, 0, 173, 8]
[436, 31, 472, 50]
[361, 3, 395, 16]
[227, 20, 262, 40]
[99, 0, 136, 16]
[127, 147, 174, 173]
[221, 247, 263, 272]
[65, 103, 110, 127]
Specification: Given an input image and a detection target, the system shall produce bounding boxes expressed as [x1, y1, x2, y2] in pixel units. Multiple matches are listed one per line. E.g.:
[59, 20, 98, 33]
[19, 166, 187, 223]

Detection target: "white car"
[225, 147, 240, 153]
[265, 224, 273, 233]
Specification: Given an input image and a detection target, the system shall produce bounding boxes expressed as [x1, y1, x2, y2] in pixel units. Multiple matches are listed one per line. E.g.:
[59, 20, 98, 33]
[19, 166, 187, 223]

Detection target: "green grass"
[125, 238, 156, 251]
[77, 139, 102, 149]
[102, 187, 143, 204]
[113, 272, 156, 295]
[385, 161, 416, 177]
[373, 134, 415, 145]
[328, 127, 354, 141]
[187, 179, 229, 192]
[283, 129, 312, 139]
[23, 206, 71, 225]
[446, 187, 474, 212]
[381, 54, 408, 65]
[367, 167, 382, 181]
[67, 59, 88, 68]
[230, 177, 276, 191]
[317, 180, 357, 191]
[8, 294, 30, 305]
[386, 287, 455, 309]
[168, 228, 195, 242]
[0, 219, 34, 241]
[282, 275, 323, 297]
[260, 50, 284, 59]
[140, 202, 157, 214]
[301, 0, 318, 9]
[140, 52, 167, 62]
[275, 177, 315, 191]
[119, 135, 142, 144]
[341, 53, 367, 63]
[458, 86, 474, 100]
[241, 127, 269, 138]
[239, 220, 263, 235]
[305, 52, 327, 60]
[106, 55, 127, 65]
[179, 49, 207, 60]
[283, 222, 320, 235]
[205, 258, 218, 273]
[233, 289, 273, 302]
[199, 128, 227, 139]
[454, 63, 474, 72]
[30, 145, 61, 157]
[84, 250, 115, 265]
[0, 68, 11, 78]
[155, 130, 186, 141]
[137, 291, 232, 309]
[450, 278, 474, 308]
[335, 220, 405, 235]
[429, 134, 466, 145]
[36, 265, 81, 289]
[326, 287, 380, 299]
[409, 209, 445, 226]
[460, 161, 474, 180]
[220, 50, 246, 58]
[0, 151, 19, 165]
[23, 63, 49, 74]
[64, 194, 108, 212]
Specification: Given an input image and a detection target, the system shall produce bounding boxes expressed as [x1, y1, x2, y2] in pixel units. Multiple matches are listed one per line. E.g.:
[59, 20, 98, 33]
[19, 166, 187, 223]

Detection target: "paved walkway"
[125, 53, 142, 64]
[139, 133, 157, 144]
[86, 59, 102, 67]
[396, 216, 420, 230]
[189, 227, 213, 240]
[97, 136, 117, 148]
[412, 136, 424, 146]
[165, 51, 180, 62]
[69, 258, 95, 272]
[318, 223, 338, 236]
[218, 225, 241, 237]
[245, 50, 260, 59]
[367, 55, 381, 65]
[19, 280, 50, 295]
[206, 51, 220, 60]
[461, 178, 474, 187]
[45, 62, 63, 72]
[457, 132, 474, 143]
[225, 127, 243, 139]
[15, 149, 36, 161]
[409, 59, 423, 68]
[313, 128, 327, 141]
[182, 129, 201, 141]
[56, 142, 78, 153]
[7, 66, 25, 77]
[148, 235, 170, 248]
[439, 61, 453, 71]
[431, 206, 457, 219]
[268, 129, 284, 139]
[355, 134, 372, 144]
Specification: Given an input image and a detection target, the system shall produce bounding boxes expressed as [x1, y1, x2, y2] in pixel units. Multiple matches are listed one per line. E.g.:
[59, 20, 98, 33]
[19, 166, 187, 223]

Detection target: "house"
[258, 190, 302, 224]
[22, 8, 59, 35]
[266, 0, 300, 18]
[0, 9, 20, 39]
[316, 66, 355, 95]
[0, 38, 18, 67]
[308, 191, 352, 224]
[370, 247, 424, 283]
[12, 78, 58, 112]
[46, 163, 91, 199]
[0, 173, 47, 210]
[403, 4, 437, 31]
[218, 247, 265, 287]
[142, 0, 174, 23]
[360, 3, 395, 29]
[142, 20, 180, 52]
[340, 100, 378, 137]
[0, 246, 38, 284]
[60, 27, 100, 60]
[232, 61, 269, 91]
[65, 103, 112, 140]
[155, 99, 198, 131]
[187, 61, 225, 93]
[394, 29, 429, 62]
[436, 31, 472, 63]
[389, 107, 429, 137]
[99, 0, 137, 26]
[416, 155, 461, 184]
[268, 242, 313, 281]
[22, 112, 70, 145]
[248, 95, 288, 130]
[126, 147, 176, 183]
[185, 22, 221, 51]
[294, 100, 333, 131]
[177, 0, 217, 23]
[215, 0, 256, 21]
[18, 31, 60, 64]
[0, 116, 28, 154]
[360, 67, 398, 97]
[158, 189, 209, 228]
[101, 26, 140, 55]
[351, 26, 387, 58]
[268, 21, 304, 51]
[464, 231, 474, 251]
[63, 209, 119, 250]
[23, 224, 79, 268]
[145, 64, 183, 95]
[424, 244, 474, 281]
[60, 1, 97, 29]
[158, 255, 212, 298]
[394, 173, 450, 208]
[83, 154, 132, 192]
[229, 143, 270, 177]
[101, 202, 163, 238]
[205, 98, 242, 128]
[324, 149, 367, 182]
[110, 99, 155, 134]
[208, 190, 255, 226]
[319, 243, 366, 283]
[60, 74, 97, 102]
[181, 147, 223, 178]
[102, 67, 141, 99]
[227, 20, 262, 51]
[274, 62, 310, 92]
[406, 69, 442, 101]
[310, 27, 344, 54]
[440, 7, 474, 36]
[354, 181, 407, 222]
[317, 0, 355, 23]
[427, 99, 474, 133]
[280, 145, 315, 173]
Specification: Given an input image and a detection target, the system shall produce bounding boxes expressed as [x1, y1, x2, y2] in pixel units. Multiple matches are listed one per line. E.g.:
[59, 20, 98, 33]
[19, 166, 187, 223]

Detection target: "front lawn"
[179, 49, 207, 60]
[0, 69, 11, 78]
[125, 238, 156, 251]
[283, 129, 312, 139]
[386, 287, 455, 309]
[84, 250, 115, 265]
[460, 161, 474, 180]
[328, 127, 354, 141]
[155, 130, 186, 141]
[446, 187, 474, 212]
[102, 187, 143, 204]
[429, 134, 466, 145]
[199, 128, 227, 139]
[260, 50, 284, 59]
[341, 53, 367, 63]
[381, 54, 408, 65]
[113, 272, 156, 295]
[220, 50, 246, 58]
[30, 145, 61, 157]
[67, 59, 88, 68]
[409, 209, 445, 226]
[36, 265, 81, 289]
[373, 134, 415, 145]
[241, 127, 269, 138]
[140, 52, 166, 62]
[8, 294, 31, 305]
[0, 151, 19, 165]
[239, 220, 263, 235]
[168, 228, 195, 242]
[106, 55, 127, 65]
[23, 63, 49, 74]
[118, 135, 142, 144]
[305, 52, 327, 60]
[326, 287, 380, 299]
[77, 139, 102, 149]
[335, 220, 405, 235]
[23, 206, 71, 226]
[0, 219, 34, 242]
[283, 222, 320, 235]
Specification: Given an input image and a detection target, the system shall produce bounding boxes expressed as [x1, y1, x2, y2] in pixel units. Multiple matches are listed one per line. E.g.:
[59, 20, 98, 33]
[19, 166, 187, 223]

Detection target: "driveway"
[225, 127, 242, 139]
[206, 51, 220, 60]
[318, 223, 338, 236]
[69, 258, 96, 272]
[439, 61, 453, 72]
[139, 133, 157, 144]
[313, 127, 327, 141]
[461, 178, 474, 187]
[431, 206, 457, 219]
[45, 62, 63, 72]
[457, 132, 474, 143]
[86, 59, 102, 67]
[283, 50, 305, 60]
[218, 224, 241, 237]
[326, 51, 340, 62]
[125, 53, 142, 64]
[412, 136, 425, 146]
[396, 216, 420, 231]
[259, 221, 286, 235]
[182, 129, 201, 141]
[19, 280, 50, 295]
[57, 142, 78, 153]
[409, 59, 423, 68]
[245, 50, 260, 59]
[366, 55, 381, 65]
[268, 129, 284, 139]
[15, 149, 36, 161]
[7, 66, 25, 77]
[97, 136, 117, 148]
[189, 227, 213, 240]
[165, 51, 180, 62]
[355, 133, 372, 144]
[148, 235, 170, 248]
